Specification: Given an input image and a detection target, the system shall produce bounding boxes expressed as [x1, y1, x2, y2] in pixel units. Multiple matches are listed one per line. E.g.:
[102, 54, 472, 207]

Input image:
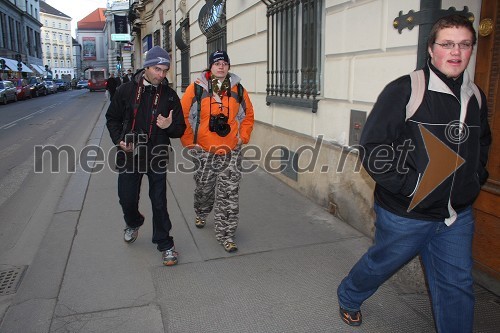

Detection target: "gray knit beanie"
[143, 46, 171, 68]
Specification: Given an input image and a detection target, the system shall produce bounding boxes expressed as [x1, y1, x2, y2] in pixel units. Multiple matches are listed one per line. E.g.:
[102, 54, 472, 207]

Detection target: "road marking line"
[0, 103, 61, 130]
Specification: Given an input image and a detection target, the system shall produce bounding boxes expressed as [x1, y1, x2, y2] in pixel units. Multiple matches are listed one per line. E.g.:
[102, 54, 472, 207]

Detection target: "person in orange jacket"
[181, 50, 254, 252]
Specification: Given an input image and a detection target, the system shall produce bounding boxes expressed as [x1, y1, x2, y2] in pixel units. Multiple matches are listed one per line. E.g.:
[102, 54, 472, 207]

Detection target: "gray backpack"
[406, 69, 482, 121]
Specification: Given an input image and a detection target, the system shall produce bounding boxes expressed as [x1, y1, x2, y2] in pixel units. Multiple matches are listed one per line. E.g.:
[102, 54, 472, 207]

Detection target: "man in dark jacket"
[337, 15, 491, 332]
[106, 46, 186, 266]
[122, 69, 132, 83]
[106, 73, 118, 100]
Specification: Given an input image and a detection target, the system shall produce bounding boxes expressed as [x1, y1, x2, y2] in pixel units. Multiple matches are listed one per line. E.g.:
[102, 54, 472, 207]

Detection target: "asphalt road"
[0, 89, 107, 318]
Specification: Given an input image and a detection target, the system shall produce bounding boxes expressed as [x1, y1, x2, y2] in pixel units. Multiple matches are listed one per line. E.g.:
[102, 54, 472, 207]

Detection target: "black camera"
[124, 129, 148, 146]
[209, 114, 231, 137]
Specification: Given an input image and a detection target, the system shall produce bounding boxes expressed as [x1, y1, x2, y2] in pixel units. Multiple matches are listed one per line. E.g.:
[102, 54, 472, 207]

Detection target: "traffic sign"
[111, 34, 131, 42]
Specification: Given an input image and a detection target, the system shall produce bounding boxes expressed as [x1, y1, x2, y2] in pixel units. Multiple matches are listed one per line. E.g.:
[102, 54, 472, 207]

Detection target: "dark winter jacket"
[106, 76, 118, 93]
[360, 65, 491, 221]
[106, 70, 186, 171]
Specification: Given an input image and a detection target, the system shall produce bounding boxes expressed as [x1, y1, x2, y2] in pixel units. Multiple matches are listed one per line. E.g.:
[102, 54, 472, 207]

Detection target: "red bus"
[87, 68, 107, 92]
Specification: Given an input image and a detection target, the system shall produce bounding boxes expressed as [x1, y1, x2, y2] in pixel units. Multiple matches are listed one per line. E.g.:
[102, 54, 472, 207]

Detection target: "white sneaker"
[162, 247, 178, 266]
[124, 227, 139, 243]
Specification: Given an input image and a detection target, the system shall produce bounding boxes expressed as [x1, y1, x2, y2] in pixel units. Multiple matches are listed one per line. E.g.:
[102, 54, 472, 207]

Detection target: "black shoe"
[339, 307, 362, 326]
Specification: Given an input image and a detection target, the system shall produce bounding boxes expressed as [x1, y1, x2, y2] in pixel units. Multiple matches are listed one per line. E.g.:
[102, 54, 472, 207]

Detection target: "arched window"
[199, 0, 226, 59]
[175, 15, 190, 91]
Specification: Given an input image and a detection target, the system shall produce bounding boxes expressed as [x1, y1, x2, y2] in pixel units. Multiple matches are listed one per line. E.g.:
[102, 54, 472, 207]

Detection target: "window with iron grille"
[153, 29, 160, 46]
[0, 13, 7, 49]
[16, 21, 22, 54]
[25, 27, 32, 56]
[262, 0, 323, 113]
[175, 16, 190, 92]
[35, 32, 41, 58]
[199, 0, 227, 60]
[163, 21, 172, 53]
[9, 17, 15, 50]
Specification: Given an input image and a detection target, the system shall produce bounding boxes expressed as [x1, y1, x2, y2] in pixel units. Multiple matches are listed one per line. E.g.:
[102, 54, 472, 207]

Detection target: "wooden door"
[473, 0, 500, 285]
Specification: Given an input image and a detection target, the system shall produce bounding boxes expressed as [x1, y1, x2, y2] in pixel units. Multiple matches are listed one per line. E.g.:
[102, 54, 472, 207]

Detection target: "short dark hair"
[427, 14, 477, 48]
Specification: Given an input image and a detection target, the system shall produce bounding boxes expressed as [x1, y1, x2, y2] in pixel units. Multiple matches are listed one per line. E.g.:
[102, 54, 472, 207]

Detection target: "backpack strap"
[406, 70, 483, 122]
[192, 82, 246, 144]
[193, 83, 204, 144]
[237, 83, 243, 103]
[470, 84, 482, 109]
[406, 70, 425, 121]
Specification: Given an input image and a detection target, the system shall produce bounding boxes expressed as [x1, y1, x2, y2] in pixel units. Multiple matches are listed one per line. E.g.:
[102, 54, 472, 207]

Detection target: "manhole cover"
[0, 266, 27, 296]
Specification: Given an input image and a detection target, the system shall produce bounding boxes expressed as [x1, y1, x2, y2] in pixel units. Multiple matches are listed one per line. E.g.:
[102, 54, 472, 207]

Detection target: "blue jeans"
[118, 168, 174, 251]
[337, 204, 475, 333]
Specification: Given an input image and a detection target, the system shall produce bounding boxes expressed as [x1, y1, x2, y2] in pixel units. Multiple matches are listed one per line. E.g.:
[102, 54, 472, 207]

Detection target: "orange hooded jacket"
[180, 72, 254, 154]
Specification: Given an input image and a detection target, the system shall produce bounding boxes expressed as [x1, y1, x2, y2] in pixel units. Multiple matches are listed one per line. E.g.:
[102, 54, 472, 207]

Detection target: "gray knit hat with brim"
[143, 46, 171, 68]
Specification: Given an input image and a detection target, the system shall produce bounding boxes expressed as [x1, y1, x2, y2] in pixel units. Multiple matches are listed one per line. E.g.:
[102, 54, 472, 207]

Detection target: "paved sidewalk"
[1, 102, 499, 332]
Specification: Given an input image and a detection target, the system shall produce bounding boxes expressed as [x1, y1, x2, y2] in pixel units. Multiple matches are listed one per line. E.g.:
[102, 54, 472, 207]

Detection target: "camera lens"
[216, 123, 231, 137]
[209, 114, 231, 137]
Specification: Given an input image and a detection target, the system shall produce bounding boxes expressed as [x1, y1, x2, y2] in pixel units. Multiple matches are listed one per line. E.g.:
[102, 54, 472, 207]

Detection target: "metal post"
[119, 42, 123, 75]
[417, 0, 442, 69]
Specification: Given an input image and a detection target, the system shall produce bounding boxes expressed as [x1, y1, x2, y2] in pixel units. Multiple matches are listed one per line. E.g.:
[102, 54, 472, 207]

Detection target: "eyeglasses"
[434, 41, 472, 50]
[152, 66, 169, 75]
[213, 61, 229, 67]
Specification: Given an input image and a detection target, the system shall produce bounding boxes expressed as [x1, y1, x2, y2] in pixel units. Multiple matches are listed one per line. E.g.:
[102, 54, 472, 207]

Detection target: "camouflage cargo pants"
[191, 146, 242, 243]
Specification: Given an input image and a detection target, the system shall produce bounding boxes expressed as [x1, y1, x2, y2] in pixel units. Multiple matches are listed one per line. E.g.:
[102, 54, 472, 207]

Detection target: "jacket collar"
[194, 71, 242, 93]
[131, 69, 169, 86]
[427, 64, 474, 99]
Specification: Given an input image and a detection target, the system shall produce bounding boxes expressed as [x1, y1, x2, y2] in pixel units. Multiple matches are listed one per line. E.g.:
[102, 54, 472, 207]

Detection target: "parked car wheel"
[2, 95, 7, 105]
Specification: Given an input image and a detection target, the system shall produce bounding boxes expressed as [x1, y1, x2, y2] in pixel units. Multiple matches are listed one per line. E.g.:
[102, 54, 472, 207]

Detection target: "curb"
[0, 99, 109, 333]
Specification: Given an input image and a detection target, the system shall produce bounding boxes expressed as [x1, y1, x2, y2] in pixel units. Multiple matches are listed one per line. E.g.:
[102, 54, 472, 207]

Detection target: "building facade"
[72, 37, 82, 80]
[128, 0, 175, 81]
[104, 0, 133, 77]
[130, 0, 499, 290]
[39, 0, 73, 80]
[76, 8, 108, 77]
[0, 0, 42, 78]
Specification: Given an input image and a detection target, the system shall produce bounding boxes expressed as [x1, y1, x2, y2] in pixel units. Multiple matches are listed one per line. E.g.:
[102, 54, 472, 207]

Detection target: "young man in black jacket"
[106, 46, 186, 266]
[106, 73, 118, 100]
[337, 15, 491, 332]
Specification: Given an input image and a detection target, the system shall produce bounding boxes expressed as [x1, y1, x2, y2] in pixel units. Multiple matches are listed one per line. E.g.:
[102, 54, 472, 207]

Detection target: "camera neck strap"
[131, 77, 163, 137]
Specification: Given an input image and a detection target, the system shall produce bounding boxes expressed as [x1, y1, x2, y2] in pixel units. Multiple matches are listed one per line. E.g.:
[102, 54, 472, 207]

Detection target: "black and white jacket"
[360, 64, 491, 221]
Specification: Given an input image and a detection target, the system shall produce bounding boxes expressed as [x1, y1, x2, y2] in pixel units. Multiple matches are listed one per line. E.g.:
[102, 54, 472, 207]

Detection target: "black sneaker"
[339, 307, 362, 326]
[124, 227, 139, 243]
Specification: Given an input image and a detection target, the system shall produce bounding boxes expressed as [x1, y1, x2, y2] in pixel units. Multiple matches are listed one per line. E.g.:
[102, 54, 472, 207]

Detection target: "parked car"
[28, 77, 48, 97]
[15, 79, 31, 100]
[44, 80, 58, 94]
[53, 79, 70, 91]
[0, 80, 18, 104]
[76, 80, 89, 89]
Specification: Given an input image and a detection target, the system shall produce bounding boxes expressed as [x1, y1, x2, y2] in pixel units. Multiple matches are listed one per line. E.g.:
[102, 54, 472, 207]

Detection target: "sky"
[44, 0, 109, 38]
